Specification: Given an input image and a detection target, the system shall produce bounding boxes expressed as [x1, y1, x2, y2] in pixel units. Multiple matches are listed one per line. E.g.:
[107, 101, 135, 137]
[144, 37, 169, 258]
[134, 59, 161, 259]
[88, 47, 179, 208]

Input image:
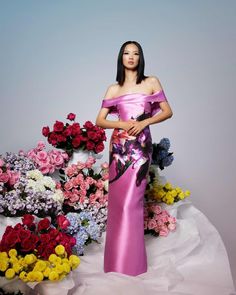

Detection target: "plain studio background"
[0, 0, 235, 287]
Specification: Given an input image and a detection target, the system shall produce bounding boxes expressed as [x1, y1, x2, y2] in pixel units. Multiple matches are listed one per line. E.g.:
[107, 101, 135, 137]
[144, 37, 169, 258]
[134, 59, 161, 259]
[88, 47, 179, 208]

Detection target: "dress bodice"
[101, 89, 168, 121]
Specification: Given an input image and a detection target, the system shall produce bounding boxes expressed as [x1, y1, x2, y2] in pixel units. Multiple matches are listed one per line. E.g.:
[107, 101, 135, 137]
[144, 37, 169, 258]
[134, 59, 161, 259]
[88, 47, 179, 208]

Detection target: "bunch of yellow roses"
[0, 244, 80, 282]
[146, 180, 191, 205]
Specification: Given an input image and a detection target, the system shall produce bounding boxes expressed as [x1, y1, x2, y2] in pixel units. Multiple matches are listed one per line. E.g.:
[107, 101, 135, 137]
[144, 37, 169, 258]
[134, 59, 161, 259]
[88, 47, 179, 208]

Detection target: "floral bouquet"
[0, 214, 80, 282]
[144, 202, 177, 236]
[60, 156, 108, 232]
[0, 169, 64, 217]
[146, 165, 191, 205]
[26, 141, 69, 175]
[64, 212, 102, 255]
[42, 113, 106, 156]
[152, 138, 174, 170]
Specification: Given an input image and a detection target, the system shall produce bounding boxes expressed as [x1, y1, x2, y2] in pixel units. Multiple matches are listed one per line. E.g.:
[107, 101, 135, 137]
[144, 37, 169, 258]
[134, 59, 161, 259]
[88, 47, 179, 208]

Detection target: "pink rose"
[0, 173, 9, 183]
[85, 156, 96, 168]
[40, 165, 50, 174]
[101, 162, 109, 169]
[159, 226, 169, 237]
[148, 219, 157, 230]
[168, 223, 176, 231]
[37, 141, 46, 151]
[37, 151, 48, 161]
[8, 171, 20, 186]
[153, 205, 162, 215]
[67, 113, 76, 121]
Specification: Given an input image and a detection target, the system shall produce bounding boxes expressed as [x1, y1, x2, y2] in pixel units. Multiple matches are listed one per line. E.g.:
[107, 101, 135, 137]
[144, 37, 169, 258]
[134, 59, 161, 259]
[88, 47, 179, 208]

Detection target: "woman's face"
[122, 43, 140, 69]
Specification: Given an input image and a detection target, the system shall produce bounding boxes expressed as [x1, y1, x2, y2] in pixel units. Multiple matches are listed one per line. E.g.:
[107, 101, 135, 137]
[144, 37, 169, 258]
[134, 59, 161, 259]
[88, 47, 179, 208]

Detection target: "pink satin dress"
[101, 90, 168, 276]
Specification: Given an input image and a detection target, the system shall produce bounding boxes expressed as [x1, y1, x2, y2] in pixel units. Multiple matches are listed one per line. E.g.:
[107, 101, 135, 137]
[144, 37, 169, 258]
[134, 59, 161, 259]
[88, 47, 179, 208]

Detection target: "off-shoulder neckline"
[103, 89, 164, 101]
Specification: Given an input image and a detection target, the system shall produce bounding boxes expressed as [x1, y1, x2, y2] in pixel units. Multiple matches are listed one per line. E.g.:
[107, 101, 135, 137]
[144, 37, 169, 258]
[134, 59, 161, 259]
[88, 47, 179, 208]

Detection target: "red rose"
[95, 142, 104, 153]
[87, 131, 99, 141]
[72, 136, 81, 148]
[6, 231, 21, 248]
[57, 215, 70, 230]
[38, 218, 50, 232]
[86, 141, 95, 150]
[57, 134, 67, 142]
[19, 228, 31, 241]
[67, 113, 76, 121]
[53, 121, 64, 132]
[63, 125, 72, 137]
[39, 233, 51, 244]
[42, 126, 50, 137]
[22, 214, 35, 227]
[48, 132, 58, 146]
[71, 123, 81, 136]
[83, 121, 94, 130]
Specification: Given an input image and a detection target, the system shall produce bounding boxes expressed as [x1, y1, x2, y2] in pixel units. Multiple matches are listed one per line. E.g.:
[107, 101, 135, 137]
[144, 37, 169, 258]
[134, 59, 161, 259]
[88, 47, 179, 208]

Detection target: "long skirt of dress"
[104, 126, 153, 276]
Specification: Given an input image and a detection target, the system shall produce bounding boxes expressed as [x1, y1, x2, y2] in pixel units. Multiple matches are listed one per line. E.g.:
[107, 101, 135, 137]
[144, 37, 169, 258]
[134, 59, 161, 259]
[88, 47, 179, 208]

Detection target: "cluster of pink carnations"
[27, 141, 69, 174]
[144, 202, 176, 237]
[0, 158, 19, 187]
[60, 157, 109, 207]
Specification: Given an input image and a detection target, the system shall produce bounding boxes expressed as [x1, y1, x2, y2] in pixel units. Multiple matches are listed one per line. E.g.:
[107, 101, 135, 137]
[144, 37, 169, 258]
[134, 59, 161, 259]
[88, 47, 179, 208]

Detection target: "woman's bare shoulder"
[103, 83, 120, 100]
[145, 76, 163, 92]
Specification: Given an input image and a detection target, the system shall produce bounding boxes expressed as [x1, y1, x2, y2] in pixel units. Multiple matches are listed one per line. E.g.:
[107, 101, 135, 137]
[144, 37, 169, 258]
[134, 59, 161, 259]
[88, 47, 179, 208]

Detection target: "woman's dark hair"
[116, 41, 148, 86]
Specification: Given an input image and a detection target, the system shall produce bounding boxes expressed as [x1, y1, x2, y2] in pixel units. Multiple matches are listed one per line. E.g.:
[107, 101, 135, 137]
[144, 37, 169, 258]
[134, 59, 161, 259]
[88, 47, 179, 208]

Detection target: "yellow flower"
[5, 268, 15, 279]
[0, 259, 9, 272]
[69, 255, 80, 269]
[19, 271, 28, 282]
[184, 190, 191, 197]
[170, 189, 177, 197]
[49, 254, 58, 263]
[9, 256, 18, 264]
[24, 254, 37, 265]
[0, 252, 8, 259]
[62, 263, 71, 274]
[164, 182, 172, 190]
[33, 271, 44, 282]
[55, 264, 64, 274]
[49, 271, 59, 281]
[9, 249, 17, 257]
[175, 186, 181, 193]
[55, 245, 65, 256]
[179, 192, 185, 200]
[43, 267, 51, 278]
[27, 271, 36, 282]
[34, 260, 47, 272]
[12, 263, 22, 274]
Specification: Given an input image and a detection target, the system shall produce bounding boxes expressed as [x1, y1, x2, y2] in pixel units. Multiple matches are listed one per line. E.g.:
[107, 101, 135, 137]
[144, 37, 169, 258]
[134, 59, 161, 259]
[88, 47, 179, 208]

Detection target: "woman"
[96, 40, 173, 276]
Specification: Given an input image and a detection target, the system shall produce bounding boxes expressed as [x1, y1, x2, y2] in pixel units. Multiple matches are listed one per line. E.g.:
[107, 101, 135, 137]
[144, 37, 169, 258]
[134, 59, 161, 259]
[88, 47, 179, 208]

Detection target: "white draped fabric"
[0, 199, 235, 295]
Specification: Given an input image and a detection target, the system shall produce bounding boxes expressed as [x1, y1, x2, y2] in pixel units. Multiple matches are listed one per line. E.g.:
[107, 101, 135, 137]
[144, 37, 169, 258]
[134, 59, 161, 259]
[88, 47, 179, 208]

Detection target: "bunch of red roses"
[0, 214, 75, 259]
[42, 113, 106, 156]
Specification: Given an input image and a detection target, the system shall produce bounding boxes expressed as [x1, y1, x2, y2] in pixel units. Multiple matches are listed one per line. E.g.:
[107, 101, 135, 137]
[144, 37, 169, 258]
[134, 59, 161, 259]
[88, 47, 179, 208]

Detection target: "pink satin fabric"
[101, 90, 168, 276]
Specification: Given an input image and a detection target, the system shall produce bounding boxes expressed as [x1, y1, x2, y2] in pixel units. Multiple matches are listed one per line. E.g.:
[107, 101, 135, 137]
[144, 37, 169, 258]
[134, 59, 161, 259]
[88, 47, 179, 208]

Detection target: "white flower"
[52, 189, 64, 203]
[26, 169, 43, 180]
[42, 176, 56, 190]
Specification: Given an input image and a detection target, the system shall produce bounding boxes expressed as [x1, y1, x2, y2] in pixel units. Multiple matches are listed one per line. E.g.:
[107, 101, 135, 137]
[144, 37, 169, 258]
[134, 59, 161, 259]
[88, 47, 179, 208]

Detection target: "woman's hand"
[127, 120, 149, 136]
[119, 120, 135, 132]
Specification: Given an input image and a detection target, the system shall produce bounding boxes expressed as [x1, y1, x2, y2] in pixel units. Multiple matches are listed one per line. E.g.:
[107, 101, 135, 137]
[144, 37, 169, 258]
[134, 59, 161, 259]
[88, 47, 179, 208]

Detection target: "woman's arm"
[128, 76, 173, 136]
[95, 85, 134, 131]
